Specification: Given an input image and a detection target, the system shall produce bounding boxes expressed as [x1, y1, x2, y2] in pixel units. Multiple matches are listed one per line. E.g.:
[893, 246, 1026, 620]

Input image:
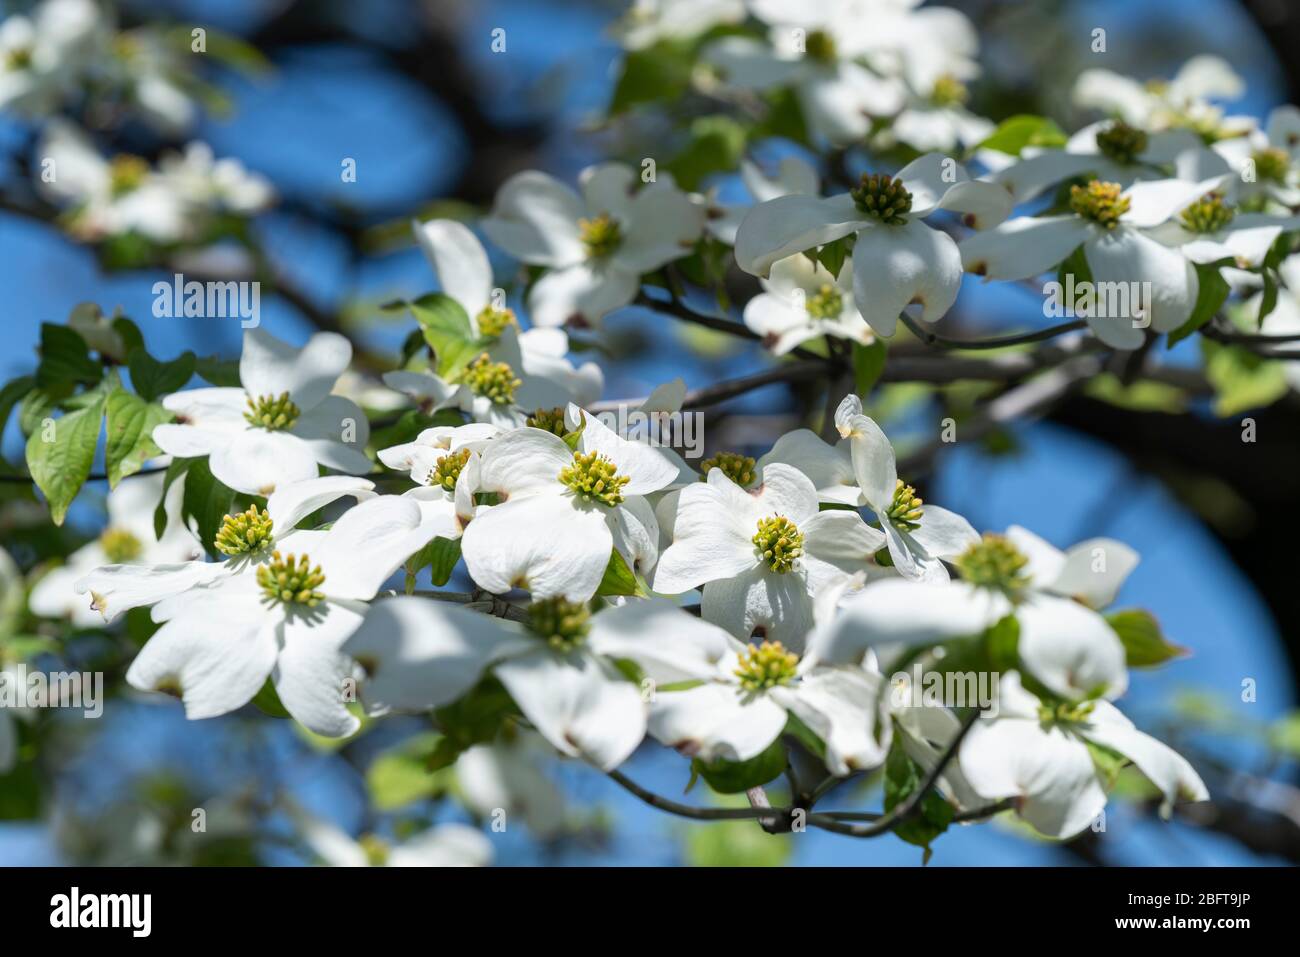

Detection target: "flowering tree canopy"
[3, 0, 1299, 868]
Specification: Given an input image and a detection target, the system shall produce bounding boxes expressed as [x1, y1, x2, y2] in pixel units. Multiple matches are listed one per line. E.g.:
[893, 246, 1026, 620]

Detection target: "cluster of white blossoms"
[1, 0, 204, 131]
[33, 0, 1297, 857]
[36, 120, 274, 245]
[53, 309, 1204, 842]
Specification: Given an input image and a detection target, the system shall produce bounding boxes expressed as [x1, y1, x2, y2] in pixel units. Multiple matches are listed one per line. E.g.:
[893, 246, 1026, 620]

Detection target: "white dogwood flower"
[654, 462, 885, 646]
[810, 530, 1130, 703]
[1073, 55, 1246, 135]
[959, 176, 1222, 349]
[384, 325, 585, 430]
[378, 422, 500, 488]
[481, 163, 703, 327]
[296, 810, 492, 867]
[959, 672, 1208, 839]
[891, 76, 994, 154]
[125, 493, 437, 737]
[31, 472, 202, 628]
[344, 597, 732, 770]
[153, 328, 372, 495]
[990, 119, 1202, 205]
[737, 153, 1012, 336]
[648, 631, 892, 776]
[460, 410, 675, 600]
[0, 0, 102, 114]
[37, 119, 187, 243]
[743, 252, 873, 354]
[156, 142, 275, 216]
[74, 475, 377, 624]
[614, 0, 746, 50]
[701, 2, 905, 144]
[705, 155, 820, 246]
[412, 218, 603, 404]
[834, 395, 979, 580]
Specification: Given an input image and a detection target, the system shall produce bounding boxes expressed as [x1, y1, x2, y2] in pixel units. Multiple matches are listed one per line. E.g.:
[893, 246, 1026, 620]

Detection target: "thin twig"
[898, 312, 1089, 350]
[607, 769, 787, 823]
[805, 708, 981, 838]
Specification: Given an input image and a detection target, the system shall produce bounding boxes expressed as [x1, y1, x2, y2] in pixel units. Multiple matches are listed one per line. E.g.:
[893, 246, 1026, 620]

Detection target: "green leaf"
[409, 293, 480, 377]
[194, 355, 242, 387]
[883, 736, 953, 862]
[684, 814, 792, 867]
[181, 458, 236, 555]
[1084, 372, 1189, 413]
[977, 114, 1068, 156]
[251, 678, 291, 718]
[852, 339, 888, 396]
[103, 390, 172, 487]
[691, 738, 786, 794]
[1086, 740, 1128, 790]
[609, 41, 693, 114]
[596, 548, 649, 597]
[1166, 263, 1230, 347]
[1106, 609, 1187, 667]
[128, 348, 196, 402]
[1201, 339, 1288, 417]
[815, 235, 851, 279]
[405, 536, 463, 587]
[36, 324, 101, 389]
[667, 115, 747, 191]
[428, 677, 520, 772]
[24, 396, 105, 525]
[154, 457, 194, 539]
[367, 732, 450, 811]
[111, 316, 146, 357]
[0, 375, 36, 457]
[984, 614, 1020, 672]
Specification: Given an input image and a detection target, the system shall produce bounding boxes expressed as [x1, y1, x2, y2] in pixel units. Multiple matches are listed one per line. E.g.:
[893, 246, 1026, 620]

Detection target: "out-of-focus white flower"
[743, 252, 871, 354]
[153, 329, 372, 496]
[614, 0, 746, 50]
[1073, 55, 1250, 138]
[0, 0, 103, 114]
[701, 2, 905, 144]
[890, 73, 993, 153]
[38, 120, 188, 243]
[31, 472, 202, 629]
[297, 811, 492, 867]
[482, 163, 704, 327]
[959, 673, 1207, 839]
[737, 153, 1012, 337]
[157, 142, 275, 216]
[456, 732, 567, 840]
